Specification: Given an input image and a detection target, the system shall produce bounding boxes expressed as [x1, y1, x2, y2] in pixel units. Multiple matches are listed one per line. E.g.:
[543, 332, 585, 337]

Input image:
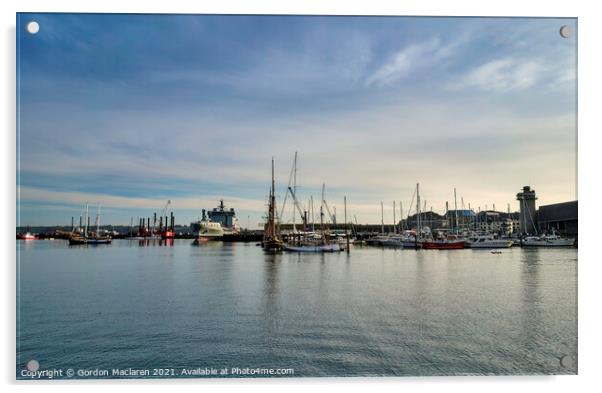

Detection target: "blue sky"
[17, 14, 577, 227]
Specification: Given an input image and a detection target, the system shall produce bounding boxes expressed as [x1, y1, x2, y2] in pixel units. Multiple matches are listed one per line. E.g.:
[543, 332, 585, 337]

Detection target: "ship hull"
[468, 241, 513, 249]
[283, 243, 342, 252]
[262, 239, 284, 251]
[422, 241, 465, 250]
[69, 237, 112, 245]
[522, 239, 575, 247]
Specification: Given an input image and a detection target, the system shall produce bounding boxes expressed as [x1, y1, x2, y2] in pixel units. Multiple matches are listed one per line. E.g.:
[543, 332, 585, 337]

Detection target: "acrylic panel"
[16, 13, 577, 379]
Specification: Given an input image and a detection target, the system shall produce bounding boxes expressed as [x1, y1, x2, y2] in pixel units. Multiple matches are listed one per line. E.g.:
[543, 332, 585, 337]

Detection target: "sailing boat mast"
[344, 196, 349, 253]
[96, 204, 101, 235]
[393, 201, 396, 234]
[266, 157, 277, 241]
[310, 195, 315, 232]
[292, 151, 297, 233]
[320, 184, 325, 243]
[416, 184, 421, 235]
[380, 201, 384, 234]
[84, 202, 89, 238]
[400, 201, 403, 231]
[454, 188, 459, 234]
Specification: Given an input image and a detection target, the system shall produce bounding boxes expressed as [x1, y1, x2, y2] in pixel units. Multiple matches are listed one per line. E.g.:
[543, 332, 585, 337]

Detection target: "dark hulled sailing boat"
[262, 158, 283, 251]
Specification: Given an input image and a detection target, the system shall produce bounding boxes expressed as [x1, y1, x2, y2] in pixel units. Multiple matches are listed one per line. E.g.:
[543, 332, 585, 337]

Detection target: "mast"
[292, 151, 297, 233]
[96, 204, 101, 235]
[453, 188, 459, 234]
[344, 196, 349, 253]
[320, 186, 325, 243]
[416, 183, 421, 235]
[430, 206, 433, 229]
[266, 157, 277, 240]
[393, 201, 396, 234]
[84, 202, 89, 238]
[311, 195, 315, 232]
[380, 201, 384, 234]
[400, 201, 403, 231]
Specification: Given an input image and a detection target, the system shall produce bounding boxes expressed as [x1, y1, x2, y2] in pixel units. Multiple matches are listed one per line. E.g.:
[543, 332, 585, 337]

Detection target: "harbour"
[16, 239, 577, 378]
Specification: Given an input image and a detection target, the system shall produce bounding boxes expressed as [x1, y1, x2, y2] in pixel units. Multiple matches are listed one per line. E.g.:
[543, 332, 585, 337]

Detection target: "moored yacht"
[522, 232, 575, 247]
[467, 235, 513, 249]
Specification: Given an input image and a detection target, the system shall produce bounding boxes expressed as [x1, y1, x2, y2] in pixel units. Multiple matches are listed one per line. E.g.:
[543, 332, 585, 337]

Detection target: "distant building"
[537, 201, 578, 237]
[516, 186, 538, 235]
[401, 211, 447, 230]
[475, 211, 520, 235]
[444, 209, 476, 231]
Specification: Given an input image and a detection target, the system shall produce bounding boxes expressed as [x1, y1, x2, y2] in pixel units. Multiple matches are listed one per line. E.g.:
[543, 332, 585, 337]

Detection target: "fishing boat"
[522, 232, 575, 247]
[466, 235, 513, 249]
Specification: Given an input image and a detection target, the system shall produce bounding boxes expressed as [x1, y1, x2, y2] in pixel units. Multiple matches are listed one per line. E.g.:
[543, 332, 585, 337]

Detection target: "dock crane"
[288, 186, 308, 229]
[321, 183, 336, 225]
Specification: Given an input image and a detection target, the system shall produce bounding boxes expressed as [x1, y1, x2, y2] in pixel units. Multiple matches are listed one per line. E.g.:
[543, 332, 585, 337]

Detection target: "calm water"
[16, 240, 577, 378]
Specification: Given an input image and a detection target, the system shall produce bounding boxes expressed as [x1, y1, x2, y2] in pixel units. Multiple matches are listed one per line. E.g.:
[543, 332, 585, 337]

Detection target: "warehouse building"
[537, 201, 578, 237]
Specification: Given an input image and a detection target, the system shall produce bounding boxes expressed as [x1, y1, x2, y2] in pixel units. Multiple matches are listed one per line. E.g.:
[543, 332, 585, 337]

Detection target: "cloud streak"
[448, 58, 542, 91]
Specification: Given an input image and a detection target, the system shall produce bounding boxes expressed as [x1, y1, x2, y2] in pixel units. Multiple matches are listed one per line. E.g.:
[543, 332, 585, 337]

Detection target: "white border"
[2, 1, 600, 392]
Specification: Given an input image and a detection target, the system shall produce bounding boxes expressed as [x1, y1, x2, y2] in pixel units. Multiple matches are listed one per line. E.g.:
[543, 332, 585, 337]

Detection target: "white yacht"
[522, 233, 575, 247]
[467, 235, 513, 249]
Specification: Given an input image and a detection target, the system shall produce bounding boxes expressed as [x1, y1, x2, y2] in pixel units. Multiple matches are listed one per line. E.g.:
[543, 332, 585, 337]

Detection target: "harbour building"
[444, 209, 476, 232]
[537, 201, 578, 237]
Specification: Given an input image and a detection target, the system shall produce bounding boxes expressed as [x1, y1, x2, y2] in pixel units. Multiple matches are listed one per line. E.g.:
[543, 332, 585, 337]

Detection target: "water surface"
[17, 240, 577, 378]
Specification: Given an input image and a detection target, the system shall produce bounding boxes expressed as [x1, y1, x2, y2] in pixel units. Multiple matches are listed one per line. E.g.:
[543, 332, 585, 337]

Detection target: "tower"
[516, 186, 537, 235]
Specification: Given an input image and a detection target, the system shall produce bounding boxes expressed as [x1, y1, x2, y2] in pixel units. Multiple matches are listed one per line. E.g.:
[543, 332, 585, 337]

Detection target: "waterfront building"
[537, 200, 578, 237]
[444, 209, 476, 232]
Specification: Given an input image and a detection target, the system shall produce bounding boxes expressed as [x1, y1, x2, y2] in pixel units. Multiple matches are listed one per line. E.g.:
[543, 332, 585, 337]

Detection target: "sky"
[16, 14, 577, 227]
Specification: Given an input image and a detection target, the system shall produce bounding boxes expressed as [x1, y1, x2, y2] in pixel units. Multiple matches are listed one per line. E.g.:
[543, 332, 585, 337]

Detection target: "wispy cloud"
[365, 38, 445, 86]
[448, 58, 542, 91]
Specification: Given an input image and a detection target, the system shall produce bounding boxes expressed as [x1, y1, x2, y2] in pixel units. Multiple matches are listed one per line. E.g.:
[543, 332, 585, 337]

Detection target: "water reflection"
[519, 249, 543, 361]
[123, 238, 175, 247]
[262, 252, 282, 333]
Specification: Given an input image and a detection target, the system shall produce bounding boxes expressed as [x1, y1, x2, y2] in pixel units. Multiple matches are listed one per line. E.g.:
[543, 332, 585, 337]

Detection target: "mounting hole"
[560, 354, 575, 368]
[26, 359, 40, 372]
[559, 25, 571, 39]
[26, 21, 40, 34]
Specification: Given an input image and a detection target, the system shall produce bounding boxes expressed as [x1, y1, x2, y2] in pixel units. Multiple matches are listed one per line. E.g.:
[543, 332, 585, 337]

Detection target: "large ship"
[191, 200, 239, 241]
[192, 209, 225, 242]
[207, 200, 240, 234]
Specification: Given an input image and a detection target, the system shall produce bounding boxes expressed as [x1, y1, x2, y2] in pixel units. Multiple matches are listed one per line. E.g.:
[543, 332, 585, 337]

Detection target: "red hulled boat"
[422, 235, 465, 250]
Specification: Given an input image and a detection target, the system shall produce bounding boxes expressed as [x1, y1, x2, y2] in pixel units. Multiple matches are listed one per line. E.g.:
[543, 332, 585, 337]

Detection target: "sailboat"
[69, 203, 112, 245]
[262, 158, 284, 251]
[281, 153, 342, 253]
